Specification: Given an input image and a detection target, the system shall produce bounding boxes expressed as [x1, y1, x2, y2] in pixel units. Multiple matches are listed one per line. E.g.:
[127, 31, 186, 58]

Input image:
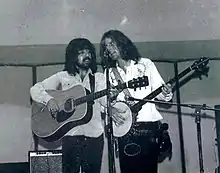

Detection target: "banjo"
[112, 57, 209, 137]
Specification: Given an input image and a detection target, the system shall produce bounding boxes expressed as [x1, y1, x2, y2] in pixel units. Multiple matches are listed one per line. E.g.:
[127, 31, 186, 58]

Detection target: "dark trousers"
[62, 134, 104, 173]
[118, 122, 160, 173]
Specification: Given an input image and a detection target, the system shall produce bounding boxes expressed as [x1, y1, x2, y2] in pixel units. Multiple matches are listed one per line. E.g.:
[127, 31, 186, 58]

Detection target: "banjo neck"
[130, 57, 209, 115]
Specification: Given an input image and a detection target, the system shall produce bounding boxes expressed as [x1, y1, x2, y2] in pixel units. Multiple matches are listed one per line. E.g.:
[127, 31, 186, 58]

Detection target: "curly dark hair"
[64, 38, 97, 75]
[100, 30, 141, 68]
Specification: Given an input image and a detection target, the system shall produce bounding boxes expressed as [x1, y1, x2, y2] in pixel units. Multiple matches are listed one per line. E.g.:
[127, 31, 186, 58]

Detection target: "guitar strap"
[89, 73, 95, 93]
[88, 73, 95, 106]
[111, 68, 134, 103]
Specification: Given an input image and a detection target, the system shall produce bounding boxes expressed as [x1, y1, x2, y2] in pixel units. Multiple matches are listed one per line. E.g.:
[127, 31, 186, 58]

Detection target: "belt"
[133, 121, 161, 131]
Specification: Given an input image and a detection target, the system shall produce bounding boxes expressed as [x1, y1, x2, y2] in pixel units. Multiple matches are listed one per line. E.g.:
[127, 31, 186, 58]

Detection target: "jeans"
[118, 122, 160, 173]
[62, 134, 104, 173]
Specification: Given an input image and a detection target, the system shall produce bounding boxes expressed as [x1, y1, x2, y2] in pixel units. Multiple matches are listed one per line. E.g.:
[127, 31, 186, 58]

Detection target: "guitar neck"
[131, 66, 192, 112]
[74, 83, 127, 106]
[74, 89, 107, 106]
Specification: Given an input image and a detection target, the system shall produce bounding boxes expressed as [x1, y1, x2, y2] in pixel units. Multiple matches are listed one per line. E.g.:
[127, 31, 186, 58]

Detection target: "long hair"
[100, 30, 141, 68]
[63, 38, 97, 75]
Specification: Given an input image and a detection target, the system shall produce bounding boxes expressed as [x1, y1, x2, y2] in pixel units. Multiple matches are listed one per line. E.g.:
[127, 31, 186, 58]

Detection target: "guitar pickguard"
[56, 110, 75, 123]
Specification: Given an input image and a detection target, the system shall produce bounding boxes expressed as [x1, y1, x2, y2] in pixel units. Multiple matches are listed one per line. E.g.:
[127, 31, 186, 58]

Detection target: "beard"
[76, 58, 91, 70]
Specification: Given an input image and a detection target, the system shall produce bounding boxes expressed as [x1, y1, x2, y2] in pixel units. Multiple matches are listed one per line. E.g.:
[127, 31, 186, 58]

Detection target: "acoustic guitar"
[31, 76, 149, 142]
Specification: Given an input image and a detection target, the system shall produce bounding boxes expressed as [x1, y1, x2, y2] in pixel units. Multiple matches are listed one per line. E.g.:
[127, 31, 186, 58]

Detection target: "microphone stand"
[193, 106, 204, 173]
[105, 59, 116, 173]
[128, 97, 220, 173]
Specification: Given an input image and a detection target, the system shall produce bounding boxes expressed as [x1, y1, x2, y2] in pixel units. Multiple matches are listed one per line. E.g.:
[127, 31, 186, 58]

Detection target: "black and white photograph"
[0, 0, 220, 173]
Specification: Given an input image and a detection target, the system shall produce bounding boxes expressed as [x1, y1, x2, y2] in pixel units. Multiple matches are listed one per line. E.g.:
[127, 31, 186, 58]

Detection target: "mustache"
[83, 57, 91, 61]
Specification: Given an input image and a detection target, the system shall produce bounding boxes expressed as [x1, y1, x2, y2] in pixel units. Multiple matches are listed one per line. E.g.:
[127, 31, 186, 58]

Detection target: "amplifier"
[29, 150, 62, 173]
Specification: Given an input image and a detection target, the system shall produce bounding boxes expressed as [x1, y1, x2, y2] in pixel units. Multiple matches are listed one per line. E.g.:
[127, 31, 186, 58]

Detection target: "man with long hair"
[100, 30, 173, 173]
[30, 38, 119, 173]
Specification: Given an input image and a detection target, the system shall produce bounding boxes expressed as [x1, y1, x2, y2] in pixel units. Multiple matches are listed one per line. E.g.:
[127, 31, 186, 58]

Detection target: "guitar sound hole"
[64, 98, 74, 112]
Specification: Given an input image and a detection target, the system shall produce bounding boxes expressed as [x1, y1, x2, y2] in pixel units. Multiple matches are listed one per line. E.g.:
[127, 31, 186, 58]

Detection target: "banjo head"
[112, 102, 133, 137]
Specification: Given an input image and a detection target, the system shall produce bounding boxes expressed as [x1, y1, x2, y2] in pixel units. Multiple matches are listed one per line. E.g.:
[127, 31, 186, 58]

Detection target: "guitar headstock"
[127, 76, 149, 90]
[191, 57, 210, 71]
[191, 57, 210, 80]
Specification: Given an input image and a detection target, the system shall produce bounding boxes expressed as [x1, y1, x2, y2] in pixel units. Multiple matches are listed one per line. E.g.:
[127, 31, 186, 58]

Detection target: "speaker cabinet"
[29, 150, 62, 173]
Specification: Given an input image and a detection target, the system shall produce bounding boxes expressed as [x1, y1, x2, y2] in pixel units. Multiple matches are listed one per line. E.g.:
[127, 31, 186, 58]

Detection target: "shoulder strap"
[89, 73, 95, 93]
[111, 68, 132, 99]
